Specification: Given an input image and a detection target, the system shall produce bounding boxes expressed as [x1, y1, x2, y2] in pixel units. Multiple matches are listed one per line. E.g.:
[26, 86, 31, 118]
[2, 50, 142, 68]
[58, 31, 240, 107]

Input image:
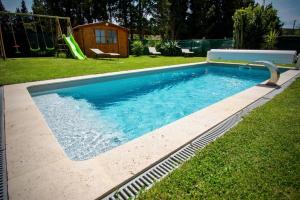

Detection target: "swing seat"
[46, 47, 55, 51]
[13, 45, 21, 53]
[30, 47, 41, 52]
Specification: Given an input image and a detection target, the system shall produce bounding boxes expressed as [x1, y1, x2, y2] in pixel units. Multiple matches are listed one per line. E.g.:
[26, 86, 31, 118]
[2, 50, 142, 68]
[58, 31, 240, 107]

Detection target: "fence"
[177, 39, 233, 56]
[276, 36, 300, 53]
[130, 39, 233, 56]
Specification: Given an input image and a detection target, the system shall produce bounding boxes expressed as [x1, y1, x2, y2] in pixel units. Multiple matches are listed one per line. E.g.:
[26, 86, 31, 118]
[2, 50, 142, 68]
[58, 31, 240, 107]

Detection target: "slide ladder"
[63, 34, 86, 60]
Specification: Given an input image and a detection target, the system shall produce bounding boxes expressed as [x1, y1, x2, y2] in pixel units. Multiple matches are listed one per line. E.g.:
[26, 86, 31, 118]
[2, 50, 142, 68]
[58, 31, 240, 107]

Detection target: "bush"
[131, 41, 144, 56]
[264, 30, 278, 49]
[147, 40, 160, 48]
[157, 41, 181, 56]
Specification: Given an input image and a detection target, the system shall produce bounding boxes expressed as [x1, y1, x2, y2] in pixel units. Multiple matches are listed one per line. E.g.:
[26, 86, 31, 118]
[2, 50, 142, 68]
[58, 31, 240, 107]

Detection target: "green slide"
[63, 34, 86, 60]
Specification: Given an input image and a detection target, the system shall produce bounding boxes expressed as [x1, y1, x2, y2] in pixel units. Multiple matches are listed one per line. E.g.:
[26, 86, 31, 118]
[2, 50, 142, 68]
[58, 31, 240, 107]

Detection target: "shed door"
[107, 30, 118, 53]
[95, 29, 118, 53]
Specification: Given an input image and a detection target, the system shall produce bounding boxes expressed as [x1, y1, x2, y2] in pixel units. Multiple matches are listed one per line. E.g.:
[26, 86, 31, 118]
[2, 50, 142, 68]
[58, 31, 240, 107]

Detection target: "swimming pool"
[30, 63, 277, 160]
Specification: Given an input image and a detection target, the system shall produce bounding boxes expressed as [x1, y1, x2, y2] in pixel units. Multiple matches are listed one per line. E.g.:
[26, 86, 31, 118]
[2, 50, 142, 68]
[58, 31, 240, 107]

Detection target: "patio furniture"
[90, 48, 120, 59]
[181, 48, 194, 56]
[148, 47, 161, 55]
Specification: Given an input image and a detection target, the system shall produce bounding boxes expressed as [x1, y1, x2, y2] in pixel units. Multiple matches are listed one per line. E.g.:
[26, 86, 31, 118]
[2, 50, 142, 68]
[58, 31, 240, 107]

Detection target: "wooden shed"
[73, 22, 129, 58]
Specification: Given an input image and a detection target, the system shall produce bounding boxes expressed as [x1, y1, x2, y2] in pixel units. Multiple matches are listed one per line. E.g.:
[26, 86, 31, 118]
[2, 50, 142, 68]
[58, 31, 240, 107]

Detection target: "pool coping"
[3, 62, 300, 200]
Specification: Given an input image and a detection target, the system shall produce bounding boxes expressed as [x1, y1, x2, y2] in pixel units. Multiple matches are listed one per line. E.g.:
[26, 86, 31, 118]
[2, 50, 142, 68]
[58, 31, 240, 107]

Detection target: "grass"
[137, 78, 300, 199]
[0, 56, 206, 85]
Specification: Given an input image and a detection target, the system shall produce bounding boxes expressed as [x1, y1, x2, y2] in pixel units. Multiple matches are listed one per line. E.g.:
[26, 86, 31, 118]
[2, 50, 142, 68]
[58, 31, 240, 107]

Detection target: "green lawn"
[0, 56, 206, 85]
[138, 78, 300, 199]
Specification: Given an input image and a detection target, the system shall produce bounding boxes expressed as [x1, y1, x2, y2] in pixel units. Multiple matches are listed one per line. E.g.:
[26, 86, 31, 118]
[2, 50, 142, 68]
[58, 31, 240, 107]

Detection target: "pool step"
[99, 74, 300, 200]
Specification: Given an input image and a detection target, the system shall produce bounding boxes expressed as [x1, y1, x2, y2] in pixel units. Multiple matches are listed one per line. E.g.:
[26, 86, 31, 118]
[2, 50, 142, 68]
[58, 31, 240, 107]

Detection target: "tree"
[188, 0, 214, 38]
[107, 0, 118, 22]
[113, 0, 138, 39]
[14, 8, 23, 34]
[187, 0, 254, 39]
[20, 0, 28, 13]
[32, 0, 47, 14]
[128, 1, 138, 40]
[0, 0, 8, 36]
[115, 0, 131, 27]
[169, 0, 188, 40]
[233, 3, 282, 49]
[31, 0, 110, 26]
[91, 0, 109, 22]
[221, 0, 254, 37]
[135, 0, 155, 40]
[27, 0, 257, 40]
[0, 0, 5, 11]
[153, 0, 171, 40]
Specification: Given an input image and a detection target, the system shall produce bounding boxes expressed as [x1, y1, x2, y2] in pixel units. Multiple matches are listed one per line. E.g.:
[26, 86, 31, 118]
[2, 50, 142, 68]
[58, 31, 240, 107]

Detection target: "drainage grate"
[0, 86, 8, 200]
[0, 87, 5, 151]
[100, 74, 299, 200]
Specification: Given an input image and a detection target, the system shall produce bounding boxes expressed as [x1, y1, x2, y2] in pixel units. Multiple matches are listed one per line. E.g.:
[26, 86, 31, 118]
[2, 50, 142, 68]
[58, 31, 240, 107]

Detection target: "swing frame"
[38, 17, 56, 51]
[8, 15, 21, 54]
[0, 23, 6, 60]
[22, 16, 41, 52]
[0, 11, 72, 58]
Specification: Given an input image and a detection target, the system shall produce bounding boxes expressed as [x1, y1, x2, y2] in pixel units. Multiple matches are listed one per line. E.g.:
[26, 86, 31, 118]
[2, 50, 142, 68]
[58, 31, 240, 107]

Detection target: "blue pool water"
[31, 64, 273, 160]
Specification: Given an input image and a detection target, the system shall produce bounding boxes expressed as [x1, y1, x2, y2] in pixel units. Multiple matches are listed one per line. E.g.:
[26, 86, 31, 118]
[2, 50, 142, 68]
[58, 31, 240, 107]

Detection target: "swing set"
[0, 11, 72, 59]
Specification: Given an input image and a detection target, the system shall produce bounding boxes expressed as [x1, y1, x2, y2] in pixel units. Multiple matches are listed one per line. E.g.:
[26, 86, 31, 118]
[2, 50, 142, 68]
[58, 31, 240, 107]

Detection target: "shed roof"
[73, 22, 129, 31]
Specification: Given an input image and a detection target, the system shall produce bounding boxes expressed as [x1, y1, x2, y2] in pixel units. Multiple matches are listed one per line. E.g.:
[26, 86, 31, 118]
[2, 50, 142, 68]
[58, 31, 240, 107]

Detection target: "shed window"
[95, 29, 106, 44]
[107, 30, 117, 44]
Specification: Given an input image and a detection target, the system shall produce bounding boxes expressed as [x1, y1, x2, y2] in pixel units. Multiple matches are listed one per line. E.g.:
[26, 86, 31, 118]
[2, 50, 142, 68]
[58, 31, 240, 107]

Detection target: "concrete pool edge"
[3, 62, 300, 200]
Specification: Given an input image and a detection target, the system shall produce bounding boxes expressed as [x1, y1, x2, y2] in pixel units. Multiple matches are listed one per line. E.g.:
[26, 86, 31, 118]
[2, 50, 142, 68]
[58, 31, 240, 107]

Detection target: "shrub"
[131, 41, 144, 56]
[157, 41, 181, 56]
[147, 40, 160, 48]
[154, 40, 162, 51]
[264, 30, 278, 49]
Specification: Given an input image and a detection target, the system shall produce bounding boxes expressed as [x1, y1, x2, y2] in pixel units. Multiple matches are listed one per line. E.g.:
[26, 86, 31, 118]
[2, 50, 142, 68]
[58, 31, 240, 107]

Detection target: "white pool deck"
[4, 62, 300, 200]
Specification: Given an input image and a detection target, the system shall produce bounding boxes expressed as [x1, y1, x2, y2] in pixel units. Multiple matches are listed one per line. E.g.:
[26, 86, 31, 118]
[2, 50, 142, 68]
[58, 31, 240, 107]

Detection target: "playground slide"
[63, 34, 86, 60]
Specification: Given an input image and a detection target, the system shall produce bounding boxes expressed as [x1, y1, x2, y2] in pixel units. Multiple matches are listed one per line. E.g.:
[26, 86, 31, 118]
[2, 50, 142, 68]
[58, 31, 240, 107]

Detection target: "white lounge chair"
[181, 48, 194, 56]
[148, 47, 161, 55]
[90, 48, 120, 58]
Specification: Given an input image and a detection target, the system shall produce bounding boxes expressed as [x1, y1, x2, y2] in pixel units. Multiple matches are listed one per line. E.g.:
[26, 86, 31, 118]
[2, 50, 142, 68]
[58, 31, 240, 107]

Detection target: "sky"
[2, 0, 300, 28]
[255, 0, 300, 28]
